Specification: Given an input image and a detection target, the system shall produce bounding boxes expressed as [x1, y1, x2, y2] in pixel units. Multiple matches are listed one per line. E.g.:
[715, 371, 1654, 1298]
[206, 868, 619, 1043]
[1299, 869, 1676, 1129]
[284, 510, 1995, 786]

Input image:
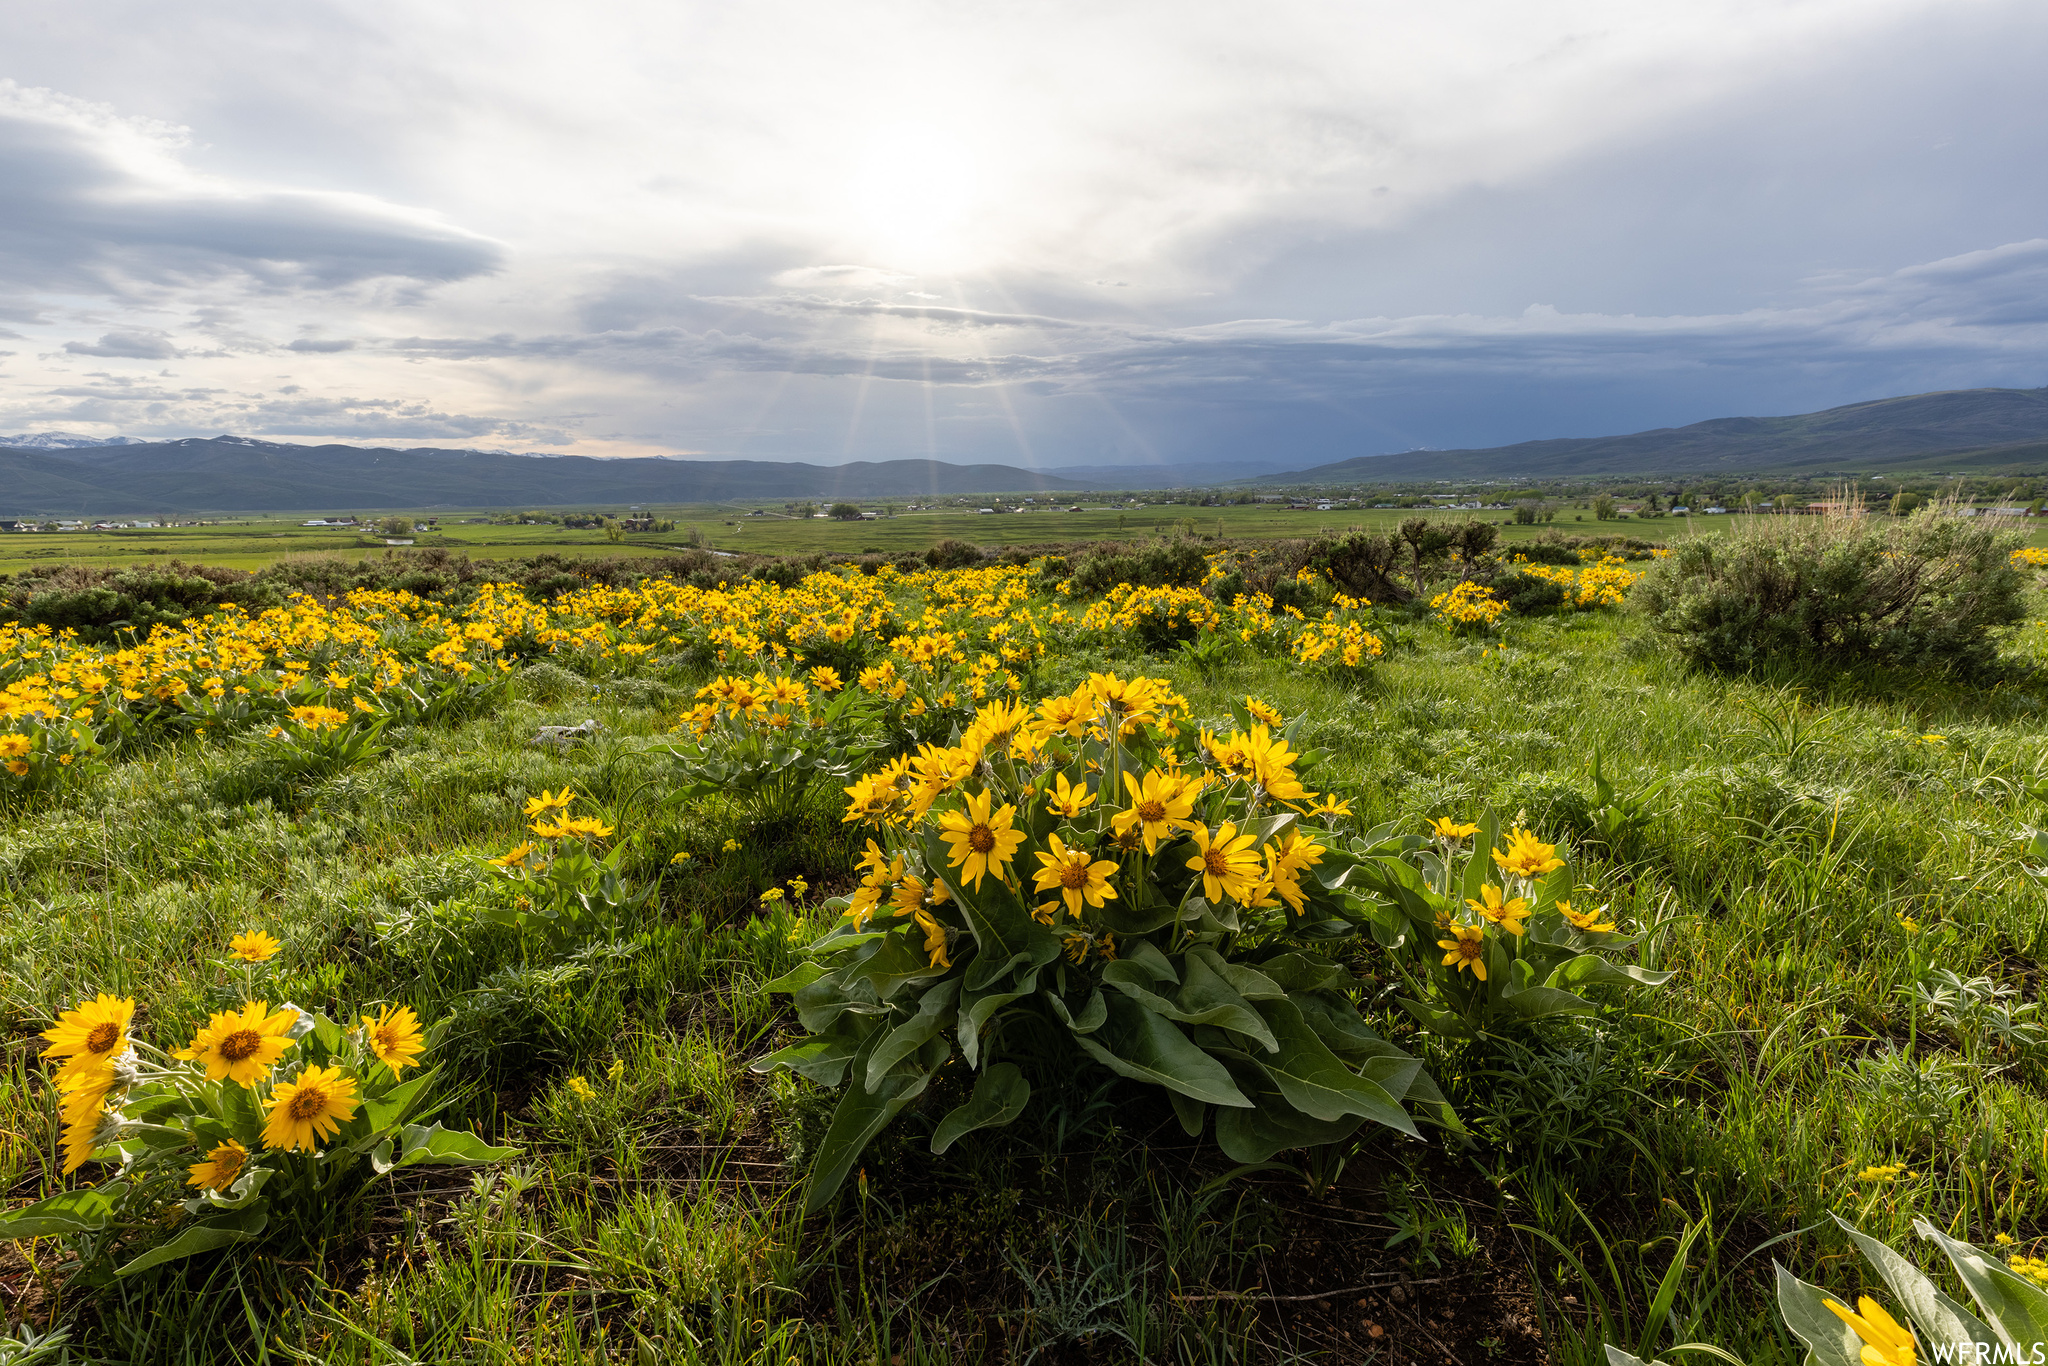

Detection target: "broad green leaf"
[753, 1028, 868, 1085]
[1168, 1089, 1207, 1138]
[1211, 1054, 1364, 1163]
[1544, 954, 1676, 991]
[1395, 995, 1478, 1039]
[1254, 953, 1349, 993]
[1250, 998, 1419, 1136]
[959, 968, 1038, 1068]
[804, 1029, 939, 1213]
[763, 961, 829, 994]
[1291, 991, 1395, 1060]
[363, 1070, 437, 1131]
[1463, 810, 1501, 906]
[1831, 1216, 1990, 1361]
[1120, 938, 1179, 984]
[1775, 1262, 1864, 1366]
[1071, 994, 1250, 1109]
[396, 1124, 521, 1168]
[930, 1063, 1031, 1155]
[841, 934, 947, 1005]
[1917, 1217, 2048, 1359]
[867, 979, 961, 1090]
[1043, 985, 1108, 1036]
[1101, 957, 1276, 1052]
[0, 1184, 123, 1239]
[1187, 945, 1286, 1001]
[1501, 985, 1600, 1021]
[117, 1207, 269, 1277]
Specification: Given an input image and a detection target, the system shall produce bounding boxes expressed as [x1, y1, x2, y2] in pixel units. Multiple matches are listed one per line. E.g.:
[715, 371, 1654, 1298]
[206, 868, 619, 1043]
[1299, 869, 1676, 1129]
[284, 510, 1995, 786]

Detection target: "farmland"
[4, 528, 2048, 1363]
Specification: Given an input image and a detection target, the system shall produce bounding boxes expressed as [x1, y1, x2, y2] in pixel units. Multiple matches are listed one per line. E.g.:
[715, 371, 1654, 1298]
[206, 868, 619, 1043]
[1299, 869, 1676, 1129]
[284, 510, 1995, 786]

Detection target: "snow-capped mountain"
[1, 432, 147, 449]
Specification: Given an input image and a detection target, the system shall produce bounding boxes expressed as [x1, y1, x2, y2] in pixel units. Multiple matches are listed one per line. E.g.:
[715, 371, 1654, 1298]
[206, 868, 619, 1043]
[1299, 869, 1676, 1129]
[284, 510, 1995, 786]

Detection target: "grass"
[5, 559, 2048, 1362]
[17, 504, 2040, 579]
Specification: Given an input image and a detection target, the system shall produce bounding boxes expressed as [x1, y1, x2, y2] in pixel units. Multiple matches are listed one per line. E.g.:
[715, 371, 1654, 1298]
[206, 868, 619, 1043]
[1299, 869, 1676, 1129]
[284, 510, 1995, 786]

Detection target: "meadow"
[4, 527, 2048, 1364]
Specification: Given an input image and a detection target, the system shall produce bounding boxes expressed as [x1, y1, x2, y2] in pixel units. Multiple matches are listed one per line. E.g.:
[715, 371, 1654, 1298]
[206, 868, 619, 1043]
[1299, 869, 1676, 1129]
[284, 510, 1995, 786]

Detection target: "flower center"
[1059, 861, 1090, 889]
[967, 825, 995, 854]
[1203, 849, 1229, 876]
[215, 1148, 244, 1182]
[217, 1029, 264, 1062]
[374, 1027, 398, 1052]
[1137, 801, 1166, 823]
[86, 1022, 121, 1054]
[288, 1087, 329, 1120]
[1459, 939, 1482, 961]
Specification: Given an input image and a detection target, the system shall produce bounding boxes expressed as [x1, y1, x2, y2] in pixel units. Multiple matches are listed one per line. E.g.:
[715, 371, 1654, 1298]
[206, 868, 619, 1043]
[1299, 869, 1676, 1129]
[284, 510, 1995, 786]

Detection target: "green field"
[5, 534, 2048, 1364]
[11, 504, 2047, 579]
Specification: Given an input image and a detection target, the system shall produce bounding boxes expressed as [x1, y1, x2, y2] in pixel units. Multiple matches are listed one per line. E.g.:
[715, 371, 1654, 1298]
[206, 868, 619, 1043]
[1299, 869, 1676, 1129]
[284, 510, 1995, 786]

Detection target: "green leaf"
[1255, 953, 1349, 993]
[1187, 945, 1286, 1001]
[1774, 1262, 1863, 1366]
[1917, 1217, 2048, 1359]
[1211, 1054, 1365, 1163]
[395, 1124, 521, 1168]
[1395, 995, 1478, 1039]
[1250, 998, 1419, 1136]
[363, 1069, 438, 1131]
[1831, 1216, 1991, 1361]
[116, 1207, 269, 1277]
[867, 979, 962, 1090]
[1043, 984, 1108, 1036]
[1501, 985, 1600, 1021]
[1071, 993, 1250, 1109]
[1543, 954, 1676, 991]
[0, 1184, 123, 1238]
[804, 1029, 939, 1214]
[752, 1027, 869, 1085]
[959, 968, 1038, 1068]
[763, 961, 829, 994]
[1119, 938, 1180, 984]
[1101, 956, 1277, 1052]
[930, 1063, 1031, 1155]
[1168, 1089, 1207, 1138]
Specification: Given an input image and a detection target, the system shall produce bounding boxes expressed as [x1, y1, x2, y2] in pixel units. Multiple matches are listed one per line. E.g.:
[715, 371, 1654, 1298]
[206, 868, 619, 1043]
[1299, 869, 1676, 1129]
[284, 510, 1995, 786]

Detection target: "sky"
[1, 0, 2045, 469]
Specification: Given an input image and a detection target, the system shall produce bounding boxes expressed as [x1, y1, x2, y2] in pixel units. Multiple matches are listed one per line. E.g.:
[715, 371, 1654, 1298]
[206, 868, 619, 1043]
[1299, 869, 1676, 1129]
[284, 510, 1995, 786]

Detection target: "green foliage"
[1635, 508, 2030, 676]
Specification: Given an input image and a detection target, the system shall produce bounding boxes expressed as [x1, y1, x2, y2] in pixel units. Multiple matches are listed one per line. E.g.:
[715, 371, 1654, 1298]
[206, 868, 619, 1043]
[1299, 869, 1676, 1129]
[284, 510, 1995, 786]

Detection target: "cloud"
[63, 330, 185, 359]
[285, 338, 357, 353]
[0, 81, 502, 297]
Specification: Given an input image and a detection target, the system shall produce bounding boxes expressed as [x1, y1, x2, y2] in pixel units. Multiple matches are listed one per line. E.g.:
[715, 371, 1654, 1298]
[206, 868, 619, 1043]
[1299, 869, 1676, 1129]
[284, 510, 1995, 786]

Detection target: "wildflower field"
[7, 526, 2048, 1364]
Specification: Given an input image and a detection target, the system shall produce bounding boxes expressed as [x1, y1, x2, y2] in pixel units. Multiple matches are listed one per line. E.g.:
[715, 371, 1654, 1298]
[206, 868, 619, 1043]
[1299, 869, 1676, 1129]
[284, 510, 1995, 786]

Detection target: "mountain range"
[7, 385, 2048, 514]
[1271, 386, 2048, 483]
[0, 438, 1094, 515]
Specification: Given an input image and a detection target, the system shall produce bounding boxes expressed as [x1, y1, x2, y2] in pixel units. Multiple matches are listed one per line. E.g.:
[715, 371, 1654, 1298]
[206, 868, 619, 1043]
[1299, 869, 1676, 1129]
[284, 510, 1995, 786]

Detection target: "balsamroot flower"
[186, 1139, 249, 1191]
[937, 789, 1024, 890]
[228, 929, 282, 963]
[1031, 834, 1120, 918]
[263, 1065, 360, 1151]
[40, 994, 136, 1088]
[362, 1004, 426, 1076]
[179, 1003, 299, 1085]
[1492, 828, 1565, 880]
[1438, 925, 1487, 980]
[1822, 1296, 1916, 1366]
[1185, 822, 1262, 905]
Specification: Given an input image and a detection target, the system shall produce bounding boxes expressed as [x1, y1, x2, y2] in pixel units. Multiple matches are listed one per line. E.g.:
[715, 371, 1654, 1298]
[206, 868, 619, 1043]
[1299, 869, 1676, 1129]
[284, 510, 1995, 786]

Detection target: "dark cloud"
[285, 338, 357, 353]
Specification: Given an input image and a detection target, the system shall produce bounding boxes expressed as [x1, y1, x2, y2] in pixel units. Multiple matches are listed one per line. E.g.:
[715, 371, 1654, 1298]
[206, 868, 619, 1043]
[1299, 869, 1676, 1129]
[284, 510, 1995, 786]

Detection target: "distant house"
[1959, 506, 2030, 517]
[978, 508, 995, 514]
[384, 538, 415, 546]
[1703, 506, 1728, 514]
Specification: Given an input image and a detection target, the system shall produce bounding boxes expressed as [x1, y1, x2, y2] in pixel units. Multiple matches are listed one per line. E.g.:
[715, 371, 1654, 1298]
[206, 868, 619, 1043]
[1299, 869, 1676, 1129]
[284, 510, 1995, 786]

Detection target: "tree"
[829, 503, 864, 520]
[603, 519, 625, 543]
[376, 515, 414, 536]
[1591, 495, 1616, 520]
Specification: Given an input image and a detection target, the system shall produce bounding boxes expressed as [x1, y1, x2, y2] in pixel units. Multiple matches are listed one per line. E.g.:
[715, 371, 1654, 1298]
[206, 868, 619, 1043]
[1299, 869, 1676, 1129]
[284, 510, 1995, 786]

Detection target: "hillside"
[1269, 385, 2048, 482]
[0, 437, 1096, 515]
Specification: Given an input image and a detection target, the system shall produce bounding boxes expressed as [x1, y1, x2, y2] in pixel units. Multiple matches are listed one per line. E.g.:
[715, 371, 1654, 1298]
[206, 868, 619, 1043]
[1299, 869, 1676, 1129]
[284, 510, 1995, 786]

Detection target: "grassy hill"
[1273, 385, 2048, 482]
[0, 438, 1097, 516]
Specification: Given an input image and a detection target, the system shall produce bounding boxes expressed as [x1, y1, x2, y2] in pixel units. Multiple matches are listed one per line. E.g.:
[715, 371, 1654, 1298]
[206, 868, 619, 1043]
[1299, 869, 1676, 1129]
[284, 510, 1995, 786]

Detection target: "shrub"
[926, 539, 985, 570]
[1634, 508, 2029, 676]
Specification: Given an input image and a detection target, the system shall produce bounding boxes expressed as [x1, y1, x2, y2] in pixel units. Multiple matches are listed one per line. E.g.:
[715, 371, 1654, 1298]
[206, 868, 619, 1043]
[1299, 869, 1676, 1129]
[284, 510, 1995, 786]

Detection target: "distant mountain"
[0, 436, 1099, 515]
[1265, 386, 2048, 483]
[0, 432, 149, 450]
[1043, 459, 1296, 488]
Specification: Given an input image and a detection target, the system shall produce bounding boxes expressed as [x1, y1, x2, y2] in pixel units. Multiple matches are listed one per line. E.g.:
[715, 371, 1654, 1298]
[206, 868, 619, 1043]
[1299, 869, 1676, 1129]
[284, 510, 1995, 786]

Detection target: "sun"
[845, 123, 983, 272]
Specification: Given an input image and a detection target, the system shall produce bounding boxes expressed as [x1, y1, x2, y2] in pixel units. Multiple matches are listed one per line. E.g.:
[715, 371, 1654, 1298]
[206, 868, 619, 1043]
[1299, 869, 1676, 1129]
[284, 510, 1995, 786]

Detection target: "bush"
[1634, 509, 2029, 677]
[1493, 571, 1568, 616]
[925, 539, 984, 570]
[2, 563, 284, 643]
